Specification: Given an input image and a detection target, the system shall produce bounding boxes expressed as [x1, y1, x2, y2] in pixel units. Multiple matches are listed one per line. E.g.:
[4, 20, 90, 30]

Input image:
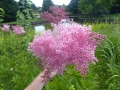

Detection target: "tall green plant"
[19, 0, 34, 19]
[0, 8, 5, 22]
[91, 22, 120, 89]
[43, 65, 98, 90]
[17, 0, 34, 27]
[98, 39, 120, 90]
[16, 10, 32, 27]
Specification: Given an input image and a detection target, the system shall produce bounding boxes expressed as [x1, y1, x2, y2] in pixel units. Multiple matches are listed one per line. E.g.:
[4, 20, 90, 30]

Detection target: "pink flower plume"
[1, 24, 10, 33]
[28, 22, 106, 77]
[12, 25, 25, 35]
[40, 6, 69, 24]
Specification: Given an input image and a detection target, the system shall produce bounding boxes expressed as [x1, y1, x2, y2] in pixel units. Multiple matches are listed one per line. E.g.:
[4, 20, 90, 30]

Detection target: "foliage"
[0, 0, 19, 22]
[91, 13, 120, 19]
[78, 0, 115, 15]
[99, 39, 120, 89]
[62, 4, 67, 10]
[40, 6, 69, 24]
[42, 0, 54, 12]
[110, 0, 120, 13]
[31, 4, 37, 10]
[16, 10, 32, 27]
[0, 25, 40, 90]
[91, 22, 120, 89]
[18, 0, 34, 19]
[43, 65, 98, 90]
[0, 8, 5, 22]
[66, 0, 79, 14]
[17, 0, 34, 27]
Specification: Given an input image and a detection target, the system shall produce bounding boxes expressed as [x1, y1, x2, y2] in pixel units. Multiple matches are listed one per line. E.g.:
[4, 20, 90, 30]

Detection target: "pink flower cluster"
[0, 24, 25, 35]
[0, 24, 10, 33]
[12, 25, 25, 35]
[28, 22, 106, 77]
[40, 6, 69, 24]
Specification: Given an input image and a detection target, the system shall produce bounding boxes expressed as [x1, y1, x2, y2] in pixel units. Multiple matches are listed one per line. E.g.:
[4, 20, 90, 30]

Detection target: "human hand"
[24, 68, 58, 90]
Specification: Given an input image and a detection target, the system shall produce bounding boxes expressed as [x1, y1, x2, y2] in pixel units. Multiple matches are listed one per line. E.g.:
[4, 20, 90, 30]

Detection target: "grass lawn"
[79, 13, 120, 20]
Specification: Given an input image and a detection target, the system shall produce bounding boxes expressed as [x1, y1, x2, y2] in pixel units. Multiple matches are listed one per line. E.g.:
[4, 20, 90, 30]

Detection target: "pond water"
[34, 25, 45, 34]
[34, 23, 53, 33]
[33, 19, 75, 33]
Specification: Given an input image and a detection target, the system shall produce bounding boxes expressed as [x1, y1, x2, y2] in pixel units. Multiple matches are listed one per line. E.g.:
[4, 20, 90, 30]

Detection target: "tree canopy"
[66, 0, 79, 14]
[78, 0, 116, 15]
[42, 0, 54, 12]
[0, 0, 19, 22]
[110, 0, 120, 13]
[31, 4, 37, 10]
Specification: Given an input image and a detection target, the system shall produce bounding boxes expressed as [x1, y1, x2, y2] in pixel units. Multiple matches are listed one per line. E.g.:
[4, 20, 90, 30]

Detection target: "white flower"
[10, 68, 13, 71]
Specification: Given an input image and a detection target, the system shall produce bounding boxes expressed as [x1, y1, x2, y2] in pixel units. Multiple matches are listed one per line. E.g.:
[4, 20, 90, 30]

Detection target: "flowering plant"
[0, 24, 10, 33]
[28, 22, 106, 77]
[40, 6, 69, 24]
[12, 25, 25, 35]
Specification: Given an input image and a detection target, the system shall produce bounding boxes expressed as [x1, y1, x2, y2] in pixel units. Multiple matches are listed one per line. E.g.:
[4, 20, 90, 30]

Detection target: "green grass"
[95, 13, 120, 19]
[79, 13, 120, 20]
[91, 22, 120, 90]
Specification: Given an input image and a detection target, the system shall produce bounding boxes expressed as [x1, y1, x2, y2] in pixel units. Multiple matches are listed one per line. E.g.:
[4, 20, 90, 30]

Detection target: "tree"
[110, 0, 120, 13]
[0, 0, 19, 22]
[42, 0, 54, 12]
[62, 4, 67, 10]
[18, 0, 34, 19]
[78, 0, 116, 15]
[31, 4, 37, 10]
[66, 0, 79, 14]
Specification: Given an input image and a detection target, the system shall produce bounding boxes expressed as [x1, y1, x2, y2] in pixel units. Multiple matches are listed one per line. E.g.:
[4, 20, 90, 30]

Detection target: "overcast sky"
[15, 0, 71, 7]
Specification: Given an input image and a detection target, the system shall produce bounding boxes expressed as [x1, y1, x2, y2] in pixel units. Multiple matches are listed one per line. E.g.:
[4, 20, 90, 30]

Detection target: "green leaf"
[106, 75, 120, 84]
[0, 65, 4, 71]
[0, 37, 3, 44]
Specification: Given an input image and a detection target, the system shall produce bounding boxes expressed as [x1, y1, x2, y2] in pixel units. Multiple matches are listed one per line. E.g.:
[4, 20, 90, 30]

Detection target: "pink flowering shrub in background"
[12, 25, 25, 35]
[40, 6, 69, 24]
[1, 24, 10, 33]
[0, 24, 25, 35]
[28, 22, 106, 77]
